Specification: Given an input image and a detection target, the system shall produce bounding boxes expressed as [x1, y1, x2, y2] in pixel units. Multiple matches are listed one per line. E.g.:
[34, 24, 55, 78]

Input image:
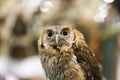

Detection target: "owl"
[38, 25, 105, 80]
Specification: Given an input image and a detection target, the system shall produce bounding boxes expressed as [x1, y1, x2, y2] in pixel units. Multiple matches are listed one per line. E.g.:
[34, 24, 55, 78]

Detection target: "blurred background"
[0, 0, 120, 80]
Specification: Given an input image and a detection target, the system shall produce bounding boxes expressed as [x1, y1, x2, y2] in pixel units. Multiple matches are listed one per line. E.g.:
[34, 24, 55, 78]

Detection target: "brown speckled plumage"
[38, 25, 105, 80]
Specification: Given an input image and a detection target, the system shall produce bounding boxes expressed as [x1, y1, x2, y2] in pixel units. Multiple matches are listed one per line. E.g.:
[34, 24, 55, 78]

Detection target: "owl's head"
[38, 25, 85, 52]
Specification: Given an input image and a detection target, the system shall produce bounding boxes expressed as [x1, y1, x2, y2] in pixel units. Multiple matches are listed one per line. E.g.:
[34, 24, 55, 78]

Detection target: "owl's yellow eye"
[47, 30, 54, 37]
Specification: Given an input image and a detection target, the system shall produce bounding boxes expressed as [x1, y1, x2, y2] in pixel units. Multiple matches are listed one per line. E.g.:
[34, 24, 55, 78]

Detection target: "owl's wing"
[74, 45, 103, 80]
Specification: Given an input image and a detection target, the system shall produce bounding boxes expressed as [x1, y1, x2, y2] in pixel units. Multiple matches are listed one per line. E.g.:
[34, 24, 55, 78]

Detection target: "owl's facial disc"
[52, 29, 69, 50]
[45, 29, 60, 50]
[45, 27, 72, 51]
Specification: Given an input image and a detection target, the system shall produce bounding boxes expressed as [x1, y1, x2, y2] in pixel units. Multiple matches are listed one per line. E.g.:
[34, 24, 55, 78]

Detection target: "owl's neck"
[40, 52, 85, 80]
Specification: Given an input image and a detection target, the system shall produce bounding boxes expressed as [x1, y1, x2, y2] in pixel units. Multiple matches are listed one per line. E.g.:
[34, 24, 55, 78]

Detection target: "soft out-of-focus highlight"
[0, 0, 120, 80]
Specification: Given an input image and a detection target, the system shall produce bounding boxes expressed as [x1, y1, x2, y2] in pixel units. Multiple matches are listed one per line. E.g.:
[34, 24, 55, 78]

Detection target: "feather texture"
[38, 25, 105, 80]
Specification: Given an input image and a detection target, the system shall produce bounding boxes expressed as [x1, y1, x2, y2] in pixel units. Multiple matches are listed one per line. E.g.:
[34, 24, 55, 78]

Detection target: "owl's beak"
[55, 35, 59, 44]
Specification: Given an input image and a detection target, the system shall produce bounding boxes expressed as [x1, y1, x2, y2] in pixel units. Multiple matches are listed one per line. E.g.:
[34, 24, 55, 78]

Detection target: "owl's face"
[41, 26, 75, 51]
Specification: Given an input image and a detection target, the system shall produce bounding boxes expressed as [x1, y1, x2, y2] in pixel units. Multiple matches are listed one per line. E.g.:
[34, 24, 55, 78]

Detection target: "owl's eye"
[47, 30, 54, 37]
[62, 31, 68, 36]
[61, 29, 69, 36]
